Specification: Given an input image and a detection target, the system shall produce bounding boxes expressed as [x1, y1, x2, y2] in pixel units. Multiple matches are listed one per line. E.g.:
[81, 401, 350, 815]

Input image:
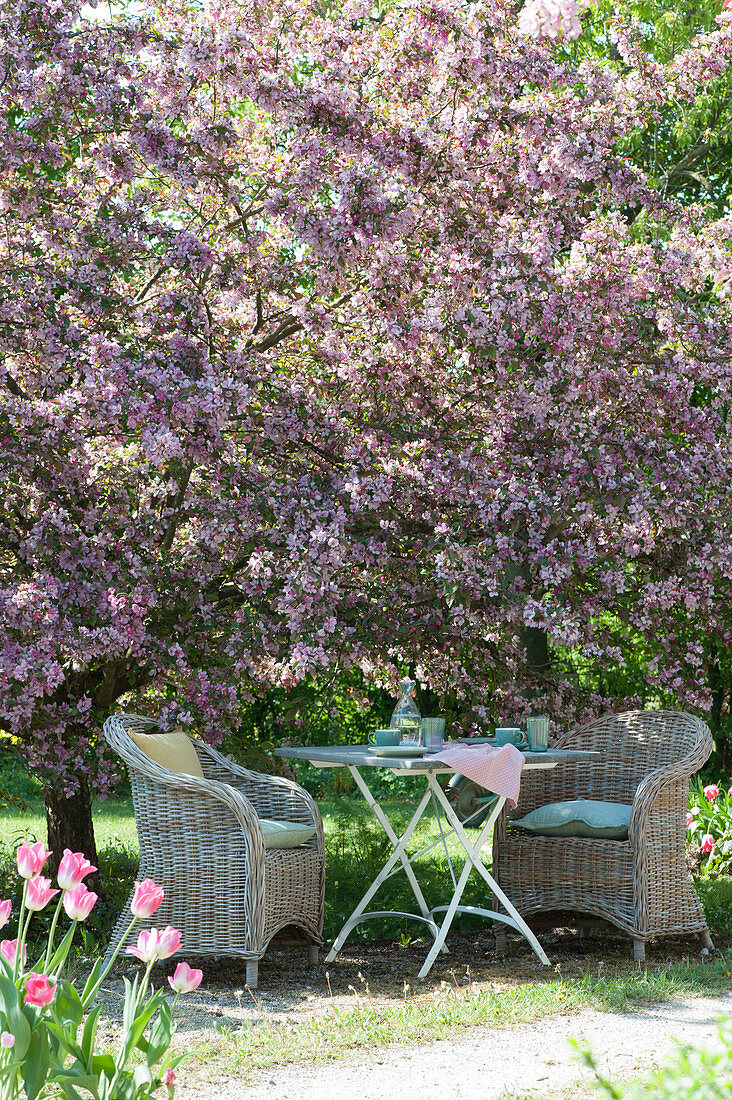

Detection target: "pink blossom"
[57, 850, 97, 891]
[0, 1032, 14, 1049]
[130, 880, 164, 919]
[0, 940, 26, 968]
[686, 812, 693, 829]
[126, 927, 182, 963]
[168, 961, 203, 993]
[700, 833, 716, 854]
[23, 973, 57, 1007]
[0, 901, 11, 930]
[25, 877, 60, 912]
[62, 884, 98, 921]
[519, 0, 589, 39]
[162, 1069, 176, 1087]
[16, 842, 50, 880]
[703, 785, 719, 802]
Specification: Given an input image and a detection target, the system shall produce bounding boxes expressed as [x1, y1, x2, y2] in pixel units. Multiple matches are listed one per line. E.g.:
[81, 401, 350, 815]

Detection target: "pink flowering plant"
[0, 842, 201, 1100]
[686, 779, 732, 874]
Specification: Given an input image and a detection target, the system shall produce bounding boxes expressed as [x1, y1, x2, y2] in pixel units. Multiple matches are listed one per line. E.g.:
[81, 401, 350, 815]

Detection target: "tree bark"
[520, 625, 551, 677]
[44, 774, 101, 894]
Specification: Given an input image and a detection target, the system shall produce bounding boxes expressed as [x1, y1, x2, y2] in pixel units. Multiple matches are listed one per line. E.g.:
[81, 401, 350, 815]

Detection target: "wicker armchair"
[492, 710, 713, 960]
[103, 713, 325, 987]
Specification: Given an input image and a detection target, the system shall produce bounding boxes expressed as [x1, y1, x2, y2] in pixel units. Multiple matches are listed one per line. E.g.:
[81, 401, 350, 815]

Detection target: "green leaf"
[22, 1027, 50, 1100]
[81, 958, 107, 1007]
[133, 1064, 153, 1090]
[0, 976, 31, 1059]
[89, 1053, 115, 1078]
[44, 926, 78, 973]
[44, 1018, 84, 1063]
[123, 992, 167, 1056]
[145, 1001, 174, 1066]
[121, 976, 139, 1032]
[107, 1073, 135, 1100]
[0, 1058, 25, 1079]
[80, 1004, 103, 1065]
[49, 1064, 100, 1100]
[53, 980, 84, 1031]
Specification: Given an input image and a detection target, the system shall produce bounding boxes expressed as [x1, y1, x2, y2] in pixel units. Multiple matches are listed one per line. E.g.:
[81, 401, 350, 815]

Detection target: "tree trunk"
[520, 625, 550, 676]
[44, 775, 101, 894]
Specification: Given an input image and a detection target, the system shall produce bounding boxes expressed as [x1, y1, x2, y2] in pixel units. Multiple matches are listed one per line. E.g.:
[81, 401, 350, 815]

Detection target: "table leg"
[417, 777, 550, 974]
[325, 766, 444, 963]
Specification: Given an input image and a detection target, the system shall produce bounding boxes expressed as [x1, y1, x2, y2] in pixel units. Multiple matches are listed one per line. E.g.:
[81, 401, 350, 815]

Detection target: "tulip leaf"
[89, 1053, 116, 1078]
[81, 957, 107, 1007]
[121, 976, 139, 1031]
[44, 926, 78, 973]
[53, 979, 84, 1030]
[124, 992, 167, 1054]
[146, 1001, 174, 1065]
[44, 1018, 84, 1063]
[22, 1027, 50, 1100]
[133, 1063, 153, 1089]
[49, 1065, 101, 1100]
[80, 1003, 103, 1066]
[0, 975, 31, 1059]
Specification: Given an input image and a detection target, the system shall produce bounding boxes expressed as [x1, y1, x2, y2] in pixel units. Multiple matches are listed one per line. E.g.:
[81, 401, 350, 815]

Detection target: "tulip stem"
[81, 915, 138, 1009]
[43, 894, 66, 972]
[13, 882, 28, 981]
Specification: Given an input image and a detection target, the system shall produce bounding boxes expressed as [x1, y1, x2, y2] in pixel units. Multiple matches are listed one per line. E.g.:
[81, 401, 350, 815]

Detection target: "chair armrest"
[128, 767, 269, 897]
[628, 723, 712, 846]
[193, 742, 324, 845]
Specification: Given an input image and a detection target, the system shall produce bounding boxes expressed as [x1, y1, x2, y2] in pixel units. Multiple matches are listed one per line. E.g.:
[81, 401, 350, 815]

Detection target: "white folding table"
[275, 743, 599, 978]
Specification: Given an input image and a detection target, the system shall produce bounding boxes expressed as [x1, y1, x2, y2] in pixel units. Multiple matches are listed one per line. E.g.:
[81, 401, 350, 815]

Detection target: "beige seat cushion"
[129, 727, 204, 778]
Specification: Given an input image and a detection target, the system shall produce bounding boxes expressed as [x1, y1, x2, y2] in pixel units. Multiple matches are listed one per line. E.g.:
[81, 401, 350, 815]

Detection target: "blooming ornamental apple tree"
[2, 0, 732, 852]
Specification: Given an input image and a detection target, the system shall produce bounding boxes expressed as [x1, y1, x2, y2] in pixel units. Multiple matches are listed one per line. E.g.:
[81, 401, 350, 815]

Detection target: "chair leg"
[700, 929, 714, 953]
[307, 944, 319, 966]
[495, 929, 508, 955]
[632, 938, 645, 962]
[246, 960, 259, 988]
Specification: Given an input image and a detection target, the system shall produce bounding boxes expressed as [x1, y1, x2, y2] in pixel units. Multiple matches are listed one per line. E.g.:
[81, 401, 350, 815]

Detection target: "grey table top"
[274, 743, 601, 772]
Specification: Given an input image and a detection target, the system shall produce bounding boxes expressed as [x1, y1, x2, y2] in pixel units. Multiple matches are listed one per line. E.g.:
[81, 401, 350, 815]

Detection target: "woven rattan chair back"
[103, 713, 325, 987]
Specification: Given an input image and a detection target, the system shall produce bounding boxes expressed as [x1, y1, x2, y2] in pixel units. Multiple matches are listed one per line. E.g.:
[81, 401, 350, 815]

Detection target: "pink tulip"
[126, 926, 182, 963]
[23, 973, 56, 1007]
[168, 961, 203, 993]
[0, 901, 11, 930]
[0, 1032, 14, 1049]
[162, 1069, 176, 1087]
[701, 833, 716, 854]
[130, 880, 164, 919]
[703, 784, 719, 802]
[25, 876, 60, 912]
[63, 884, 98, 922]
[0, 940, 26, 968]
[57, 850, 97, 891]
[686, 812, 693, 829]
[16, 841, 50, 880]
[728, 786, 732, 798]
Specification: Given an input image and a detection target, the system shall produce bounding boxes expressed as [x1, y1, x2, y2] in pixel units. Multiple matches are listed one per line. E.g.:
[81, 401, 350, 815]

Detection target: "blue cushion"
[260, 820, 316, 849]
[513, 799, 631, 839]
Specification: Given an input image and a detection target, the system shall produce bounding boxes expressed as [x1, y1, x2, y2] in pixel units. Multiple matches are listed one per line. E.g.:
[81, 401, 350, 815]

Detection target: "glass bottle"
[390, 678, 422, 745]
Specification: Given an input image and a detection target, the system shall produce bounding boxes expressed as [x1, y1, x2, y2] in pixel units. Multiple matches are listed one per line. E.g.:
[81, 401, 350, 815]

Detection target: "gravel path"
[176, 993, 731, 1100]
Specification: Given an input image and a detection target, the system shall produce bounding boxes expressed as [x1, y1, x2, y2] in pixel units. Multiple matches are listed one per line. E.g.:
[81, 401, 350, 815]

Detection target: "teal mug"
[368, 728, 401, 746]
[494, 727, 528, 748]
